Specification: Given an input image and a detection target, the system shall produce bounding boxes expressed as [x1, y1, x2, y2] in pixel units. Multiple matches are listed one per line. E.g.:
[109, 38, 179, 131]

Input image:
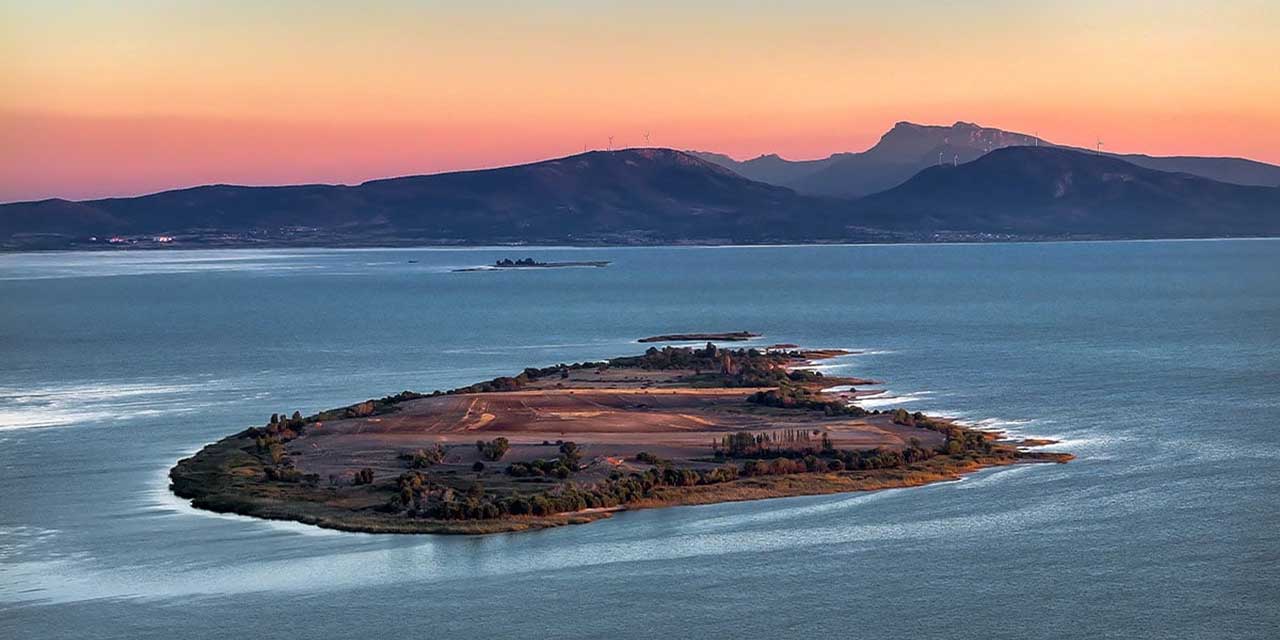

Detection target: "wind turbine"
[643, 131, 651, 146]
[1095, 138, 1104, 154]
[608, 135, 614, 151]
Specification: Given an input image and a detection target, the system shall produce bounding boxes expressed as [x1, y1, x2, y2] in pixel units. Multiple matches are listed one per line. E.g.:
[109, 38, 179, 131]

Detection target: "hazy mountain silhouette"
[0, 149, 853, 247]
[850, 146, 1280, 237]
[688, 151, 849, 186]
[1105, 153, 1280, 187]
[695, 121, 1280, 197]
[3, 146, 1277, 248]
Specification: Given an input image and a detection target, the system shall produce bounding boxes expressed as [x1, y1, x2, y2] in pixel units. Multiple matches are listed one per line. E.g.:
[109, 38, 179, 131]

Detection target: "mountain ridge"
[695, 121, 1280, 196]
[2, 145, 1277, 249]
[0, 149, 859, 248]
[851, 146, 1280, 237]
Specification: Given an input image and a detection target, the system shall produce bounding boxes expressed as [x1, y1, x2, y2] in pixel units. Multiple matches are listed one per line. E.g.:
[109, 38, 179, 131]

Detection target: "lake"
[2, 241, 1278, 639]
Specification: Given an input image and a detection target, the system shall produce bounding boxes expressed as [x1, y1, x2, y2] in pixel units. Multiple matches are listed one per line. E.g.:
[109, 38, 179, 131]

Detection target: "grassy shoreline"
[170, 430, 1071, 535]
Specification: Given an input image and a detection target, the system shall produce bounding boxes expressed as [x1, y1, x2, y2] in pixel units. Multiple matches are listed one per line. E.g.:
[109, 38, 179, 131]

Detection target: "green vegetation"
[310, 391, 427, 421]
[448, 364, 600, 394]
[475, 437, 511, 461]
[379, 420, 1008, 523]
[714, 428, 936, 471]
[247, 411, 318, 484]
[634, 451, 667, 465]
[445, 345, 828, 395]
[496, 258, 541, 267]
[747, 386, 868, 416]
[506, 442, 583, 480]
[388, 460, 745, 520]
[401, 445, 447, 469]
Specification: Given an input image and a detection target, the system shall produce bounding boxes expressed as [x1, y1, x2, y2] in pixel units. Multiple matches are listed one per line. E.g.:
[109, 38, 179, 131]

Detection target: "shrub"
[401, 445, 446, 469]
[635, 451, 666, 465]
[558, 442, 582, 469]
[476, 437, 511, 461]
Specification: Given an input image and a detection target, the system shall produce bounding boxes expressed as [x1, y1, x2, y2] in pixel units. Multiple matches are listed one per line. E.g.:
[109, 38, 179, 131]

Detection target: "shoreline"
[171, 438, 1066, 536]
[7, 235, 1279, 255]
[169, 345, 1073, 535]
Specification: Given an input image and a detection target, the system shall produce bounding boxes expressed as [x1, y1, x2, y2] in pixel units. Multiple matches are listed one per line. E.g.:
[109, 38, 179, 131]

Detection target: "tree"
[558, 441, 581, 469]
[479, 437, 511, 461]
[406, 445, 446, 468]
[892, 408, 916, 427]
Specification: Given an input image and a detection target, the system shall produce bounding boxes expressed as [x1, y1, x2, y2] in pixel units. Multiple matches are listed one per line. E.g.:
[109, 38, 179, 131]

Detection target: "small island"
[453, 258, 611, 272]
[170, 344, 1071, 534]
[638, 331, 761, 343]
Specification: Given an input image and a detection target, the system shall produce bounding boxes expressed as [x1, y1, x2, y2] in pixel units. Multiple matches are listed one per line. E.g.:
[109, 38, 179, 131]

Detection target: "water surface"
[1, 242, 1277, 639]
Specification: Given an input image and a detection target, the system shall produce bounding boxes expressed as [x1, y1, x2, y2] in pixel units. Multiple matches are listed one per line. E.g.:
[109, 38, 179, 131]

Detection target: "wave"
[853, 390, 934, 409]
[0, 250, 330, 281]
[0, 525, 62, 562]
[948, 464, 1037, 490]
[0, 380, 233, 431]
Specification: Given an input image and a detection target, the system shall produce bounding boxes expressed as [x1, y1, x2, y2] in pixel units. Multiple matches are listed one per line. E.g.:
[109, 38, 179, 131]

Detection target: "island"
[638, 331, 761, 343]
[453, 258, 611, 272]
[170, 344, 1072, 534]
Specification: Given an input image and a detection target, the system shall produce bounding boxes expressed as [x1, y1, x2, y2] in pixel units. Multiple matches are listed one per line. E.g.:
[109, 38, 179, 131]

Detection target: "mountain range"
[0, 149, 856, 248]
[850, 146, 1280, 237]
[2, 124, 1279, 249]
[693, 121, 1280, 197]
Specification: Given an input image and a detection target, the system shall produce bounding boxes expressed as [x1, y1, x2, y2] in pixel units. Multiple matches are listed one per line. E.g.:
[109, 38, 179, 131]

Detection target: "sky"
[2, 0, 1278, 202]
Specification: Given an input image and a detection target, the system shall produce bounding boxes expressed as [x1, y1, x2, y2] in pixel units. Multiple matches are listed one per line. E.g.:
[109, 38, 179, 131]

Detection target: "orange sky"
[3, 1, 1278, 202]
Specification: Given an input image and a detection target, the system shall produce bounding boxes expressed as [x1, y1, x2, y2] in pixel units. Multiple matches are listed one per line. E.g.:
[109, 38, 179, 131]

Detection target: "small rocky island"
[170, 344, 1071, 534]
[638, 331, 761, 343]
[453, 257, 611, 272]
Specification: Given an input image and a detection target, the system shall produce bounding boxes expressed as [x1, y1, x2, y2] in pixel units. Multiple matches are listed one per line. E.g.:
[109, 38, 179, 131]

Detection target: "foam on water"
[854, 390, 935, 408]
[0, 250, 319, 280]
[4, 471, 1067, 605]
[0, 380, 235, 431]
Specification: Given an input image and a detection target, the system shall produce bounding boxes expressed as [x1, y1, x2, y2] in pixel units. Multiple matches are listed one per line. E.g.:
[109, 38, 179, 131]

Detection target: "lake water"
[1, 241, 1277, 639]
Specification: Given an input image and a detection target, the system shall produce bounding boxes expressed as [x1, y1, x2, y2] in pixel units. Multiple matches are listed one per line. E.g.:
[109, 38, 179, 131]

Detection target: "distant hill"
[695, 121, 1280, 197]
[1107, 153, 1280, 188]
[849, 146, 1280, 238]
[0, 149, 861, 248]
[3, 146, 1276, 249]
[688, 151, 849, 186]
[695, 122, 1048, 197]
[792, 121, 1046, 197]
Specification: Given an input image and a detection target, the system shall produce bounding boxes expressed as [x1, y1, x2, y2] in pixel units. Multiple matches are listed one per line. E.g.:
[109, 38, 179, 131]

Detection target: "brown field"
[286, 387, 942, 483]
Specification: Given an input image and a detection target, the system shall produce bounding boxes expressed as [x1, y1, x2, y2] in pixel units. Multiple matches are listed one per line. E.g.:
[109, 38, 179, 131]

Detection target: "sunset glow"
[3, 0, 1278, 201]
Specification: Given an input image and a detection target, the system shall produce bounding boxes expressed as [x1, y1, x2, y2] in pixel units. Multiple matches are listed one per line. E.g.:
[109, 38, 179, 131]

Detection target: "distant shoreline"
[6, 235, 1279, 255]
